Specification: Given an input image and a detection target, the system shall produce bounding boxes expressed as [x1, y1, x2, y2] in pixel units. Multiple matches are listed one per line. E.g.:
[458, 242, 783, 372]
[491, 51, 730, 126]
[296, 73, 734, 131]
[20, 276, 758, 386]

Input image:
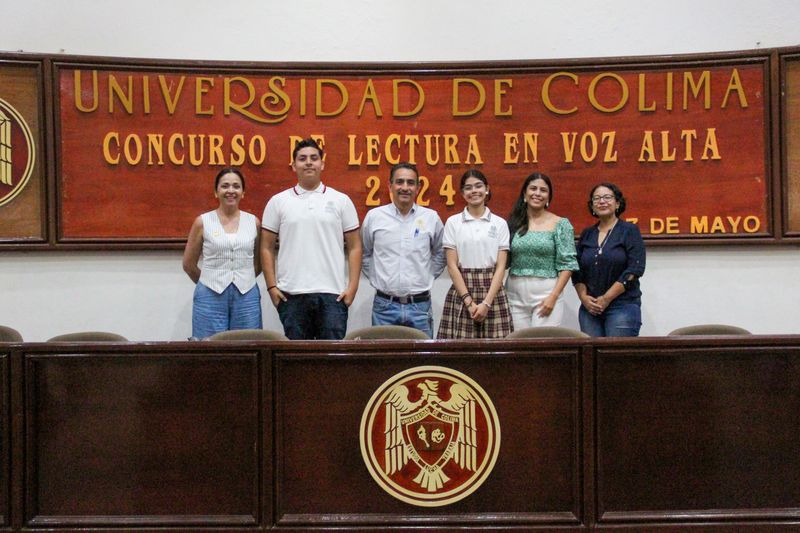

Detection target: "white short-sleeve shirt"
[262, 183, 359, 295]
[442, 207, 510, 269]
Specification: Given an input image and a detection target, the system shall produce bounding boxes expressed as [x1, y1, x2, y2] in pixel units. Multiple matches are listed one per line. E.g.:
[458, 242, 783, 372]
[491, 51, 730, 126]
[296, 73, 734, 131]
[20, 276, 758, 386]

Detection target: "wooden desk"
[1, 336, 798, 531]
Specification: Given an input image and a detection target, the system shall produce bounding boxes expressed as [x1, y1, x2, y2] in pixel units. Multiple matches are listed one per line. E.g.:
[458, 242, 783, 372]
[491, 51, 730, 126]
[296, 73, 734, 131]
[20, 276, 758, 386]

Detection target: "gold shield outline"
[0, 97, 36, 208]
[360, 365, 501, 507]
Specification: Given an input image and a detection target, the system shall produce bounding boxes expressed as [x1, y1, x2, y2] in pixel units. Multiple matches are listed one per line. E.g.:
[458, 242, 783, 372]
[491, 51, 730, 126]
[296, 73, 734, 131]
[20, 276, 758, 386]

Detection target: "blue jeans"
[371, 295, 433, 338]
[192, 283, 262, 339]
[277, 292, 348, 340]
[579, 300, 641, 337]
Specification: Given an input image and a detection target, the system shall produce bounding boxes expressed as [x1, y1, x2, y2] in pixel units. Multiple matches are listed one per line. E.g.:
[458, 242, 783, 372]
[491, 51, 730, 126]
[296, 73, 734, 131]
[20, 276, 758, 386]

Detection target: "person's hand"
[582, 294, 608, 316]
[580, 294, 598, 314]
[337, 287, 356, 307]
[594, 294, 610, 314]
[470, 302, 490, 322]
[537, 294, 557, 317]
[268, 287, 287, 307]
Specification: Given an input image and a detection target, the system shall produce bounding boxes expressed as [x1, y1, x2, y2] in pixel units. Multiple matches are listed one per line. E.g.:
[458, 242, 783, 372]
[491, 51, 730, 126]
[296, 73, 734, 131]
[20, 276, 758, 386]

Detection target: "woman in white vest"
[182, 168, 262, 339]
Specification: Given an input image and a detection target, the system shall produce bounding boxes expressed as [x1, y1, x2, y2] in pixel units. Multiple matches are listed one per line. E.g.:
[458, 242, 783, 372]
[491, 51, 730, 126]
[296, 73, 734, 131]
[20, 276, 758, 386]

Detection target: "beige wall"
[1, 0, 799, 340]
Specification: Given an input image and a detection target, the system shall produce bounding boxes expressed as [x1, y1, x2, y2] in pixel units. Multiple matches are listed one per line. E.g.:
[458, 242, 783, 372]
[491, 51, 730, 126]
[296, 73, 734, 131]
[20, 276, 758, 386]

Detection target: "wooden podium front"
[1, 336, 799, 531]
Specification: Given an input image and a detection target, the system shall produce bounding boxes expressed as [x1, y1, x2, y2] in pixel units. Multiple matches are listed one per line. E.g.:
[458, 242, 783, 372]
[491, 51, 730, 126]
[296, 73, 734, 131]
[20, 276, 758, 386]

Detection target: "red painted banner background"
[53, 59, 767, 241]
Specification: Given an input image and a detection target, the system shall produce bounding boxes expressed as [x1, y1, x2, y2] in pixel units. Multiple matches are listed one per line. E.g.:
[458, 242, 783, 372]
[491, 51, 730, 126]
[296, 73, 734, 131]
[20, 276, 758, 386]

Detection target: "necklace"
[596, 220, 618, 256]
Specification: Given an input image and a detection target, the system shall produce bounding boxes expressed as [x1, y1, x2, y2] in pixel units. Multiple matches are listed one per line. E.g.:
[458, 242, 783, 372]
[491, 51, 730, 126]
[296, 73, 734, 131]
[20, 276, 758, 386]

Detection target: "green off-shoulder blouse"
[509, 217, 578, 278]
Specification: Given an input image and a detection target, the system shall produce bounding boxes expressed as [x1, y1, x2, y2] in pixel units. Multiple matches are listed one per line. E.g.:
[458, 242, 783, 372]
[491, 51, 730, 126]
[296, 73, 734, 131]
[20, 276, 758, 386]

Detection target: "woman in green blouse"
[506, 173, 578, 328]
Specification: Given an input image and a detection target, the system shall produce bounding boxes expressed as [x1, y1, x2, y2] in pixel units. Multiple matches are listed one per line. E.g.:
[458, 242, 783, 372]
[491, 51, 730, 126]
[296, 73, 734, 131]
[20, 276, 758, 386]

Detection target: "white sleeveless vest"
[199, 210, 258, 294]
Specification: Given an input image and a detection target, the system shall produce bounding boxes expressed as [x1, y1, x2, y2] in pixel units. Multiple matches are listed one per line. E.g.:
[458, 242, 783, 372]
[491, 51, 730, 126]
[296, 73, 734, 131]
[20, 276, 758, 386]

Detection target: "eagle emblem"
[360, 366, 500, 507]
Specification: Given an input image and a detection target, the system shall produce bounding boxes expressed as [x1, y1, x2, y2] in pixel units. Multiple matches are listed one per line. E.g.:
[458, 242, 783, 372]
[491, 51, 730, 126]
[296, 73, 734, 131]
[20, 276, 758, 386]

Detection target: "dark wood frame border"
[0, 56, 50, 248]
[0, 46, 797, 249]
[779, 50, 800, 238]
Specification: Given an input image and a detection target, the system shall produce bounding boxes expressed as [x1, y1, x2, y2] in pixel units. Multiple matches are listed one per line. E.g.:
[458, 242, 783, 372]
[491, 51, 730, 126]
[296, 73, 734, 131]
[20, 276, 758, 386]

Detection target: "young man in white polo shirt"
[361, 162, 445, 337]
[260, 138, 362, 340]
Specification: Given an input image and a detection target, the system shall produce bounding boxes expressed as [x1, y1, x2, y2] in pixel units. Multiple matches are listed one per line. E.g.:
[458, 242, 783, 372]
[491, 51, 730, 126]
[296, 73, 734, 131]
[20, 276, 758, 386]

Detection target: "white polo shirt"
[442, 207, 510, 268]
[262, 183, 359, 295]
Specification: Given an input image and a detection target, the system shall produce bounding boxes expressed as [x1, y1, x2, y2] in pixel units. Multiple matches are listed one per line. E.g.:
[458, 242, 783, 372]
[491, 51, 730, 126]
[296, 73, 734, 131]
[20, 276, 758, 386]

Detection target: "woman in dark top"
[572, 183, 645, 337]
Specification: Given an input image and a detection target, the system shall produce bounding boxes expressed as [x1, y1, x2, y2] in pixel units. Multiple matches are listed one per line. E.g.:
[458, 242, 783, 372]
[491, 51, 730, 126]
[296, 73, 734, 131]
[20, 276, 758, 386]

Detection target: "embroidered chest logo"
[360, 366, 500, 506]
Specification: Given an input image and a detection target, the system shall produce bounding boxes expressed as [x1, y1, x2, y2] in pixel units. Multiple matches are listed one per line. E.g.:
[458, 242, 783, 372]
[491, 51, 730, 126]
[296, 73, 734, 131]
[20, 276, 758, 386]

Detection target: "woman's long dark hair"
[507, 172, 553, 239]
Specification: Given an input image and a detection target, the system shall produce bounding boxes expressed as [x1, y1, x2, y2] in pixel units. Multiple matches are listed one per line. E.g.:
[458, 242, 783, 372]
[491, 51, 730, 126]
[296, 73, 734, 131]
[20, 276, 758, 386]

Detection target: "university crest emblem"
[0, 98, 35, 208]
[360, 366, 500, 506]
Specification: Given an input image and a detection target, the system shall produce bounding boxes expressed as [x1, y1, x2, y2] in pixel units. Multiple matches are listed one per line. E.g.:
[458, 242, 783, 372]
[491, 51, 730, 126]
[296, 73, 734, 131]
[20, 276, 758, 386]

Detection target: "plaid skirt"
[437, 267, 514, 339]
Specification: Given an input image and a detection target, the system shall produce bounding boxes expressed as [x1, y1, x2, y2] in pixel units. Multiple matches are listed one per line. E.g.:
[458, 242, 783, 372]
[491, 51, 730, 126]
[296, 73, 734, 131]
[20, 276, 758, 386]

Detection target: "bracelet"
[460, 292, 472, 301]
[267, 285, 277, 291]
[480, 301, 491, 308]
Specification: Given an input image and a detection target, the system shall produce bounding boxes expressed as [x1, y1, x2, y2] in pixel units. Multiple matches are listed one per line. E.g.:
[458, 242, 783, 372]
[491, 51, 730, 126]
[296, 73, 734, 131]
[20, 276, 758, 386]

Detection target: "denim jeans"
[277, 292, 348, 340]
[371, 295, 433, 338]
[579, 299, 641, 337]
[192, 282, 262, 339]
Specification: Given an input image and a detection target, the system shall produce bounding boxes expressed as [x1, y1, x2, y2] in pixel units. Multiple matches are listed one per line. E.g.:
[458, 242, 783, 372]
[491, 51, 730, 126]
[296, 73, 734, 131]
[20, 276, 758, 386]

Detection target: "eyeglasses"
[591, 194, 615, 203]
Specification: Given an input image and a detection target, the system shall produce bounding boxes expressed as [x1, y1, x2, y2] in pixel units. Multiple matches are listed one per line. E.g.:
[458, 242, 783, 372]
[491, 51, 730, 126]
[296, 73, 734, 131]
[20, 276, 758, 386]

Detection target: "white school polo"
[442, 207, 510, 269]
[262, 183, 359, 295]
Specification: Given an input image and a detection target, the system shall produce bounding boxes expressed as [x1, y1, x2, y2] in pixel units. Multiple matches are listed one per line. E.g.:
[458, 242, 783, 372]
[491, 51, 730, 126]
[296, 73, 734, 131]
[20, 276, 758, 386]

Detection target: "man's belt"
[375, 290, 431, 304]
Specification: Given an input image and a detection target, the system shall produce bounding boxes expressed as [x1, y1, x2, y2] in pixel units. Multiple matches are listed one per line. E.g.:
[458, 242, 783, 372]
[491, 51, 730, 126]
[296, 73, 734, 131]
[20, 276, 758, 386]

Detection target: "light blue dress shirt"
[361, 203, 446, 295]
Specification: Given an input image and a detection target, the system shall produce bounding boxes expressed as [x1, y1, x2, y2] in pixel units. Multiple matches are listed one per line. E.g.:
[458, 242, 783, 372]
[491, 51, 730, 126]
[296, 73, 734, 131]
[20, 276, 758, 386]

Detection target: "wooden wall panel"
[0, 353, 7, 527]
[23, 351, 261, 528]
[783, 55, 800, 235]
[7, 46, 800, 247]
[0, 61, 46, 242]
[0, 338, 796, 531]
[595, 345, 800, 524]
[274, 346, 582, 528]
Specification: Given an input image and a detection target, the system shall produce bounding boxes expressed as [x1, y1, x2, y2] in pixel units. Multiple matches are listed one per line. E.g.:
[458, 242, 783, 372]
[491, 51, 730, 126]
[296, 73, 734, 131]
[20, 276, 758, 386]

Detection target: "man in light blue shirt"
[361, 162, 446, 337]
